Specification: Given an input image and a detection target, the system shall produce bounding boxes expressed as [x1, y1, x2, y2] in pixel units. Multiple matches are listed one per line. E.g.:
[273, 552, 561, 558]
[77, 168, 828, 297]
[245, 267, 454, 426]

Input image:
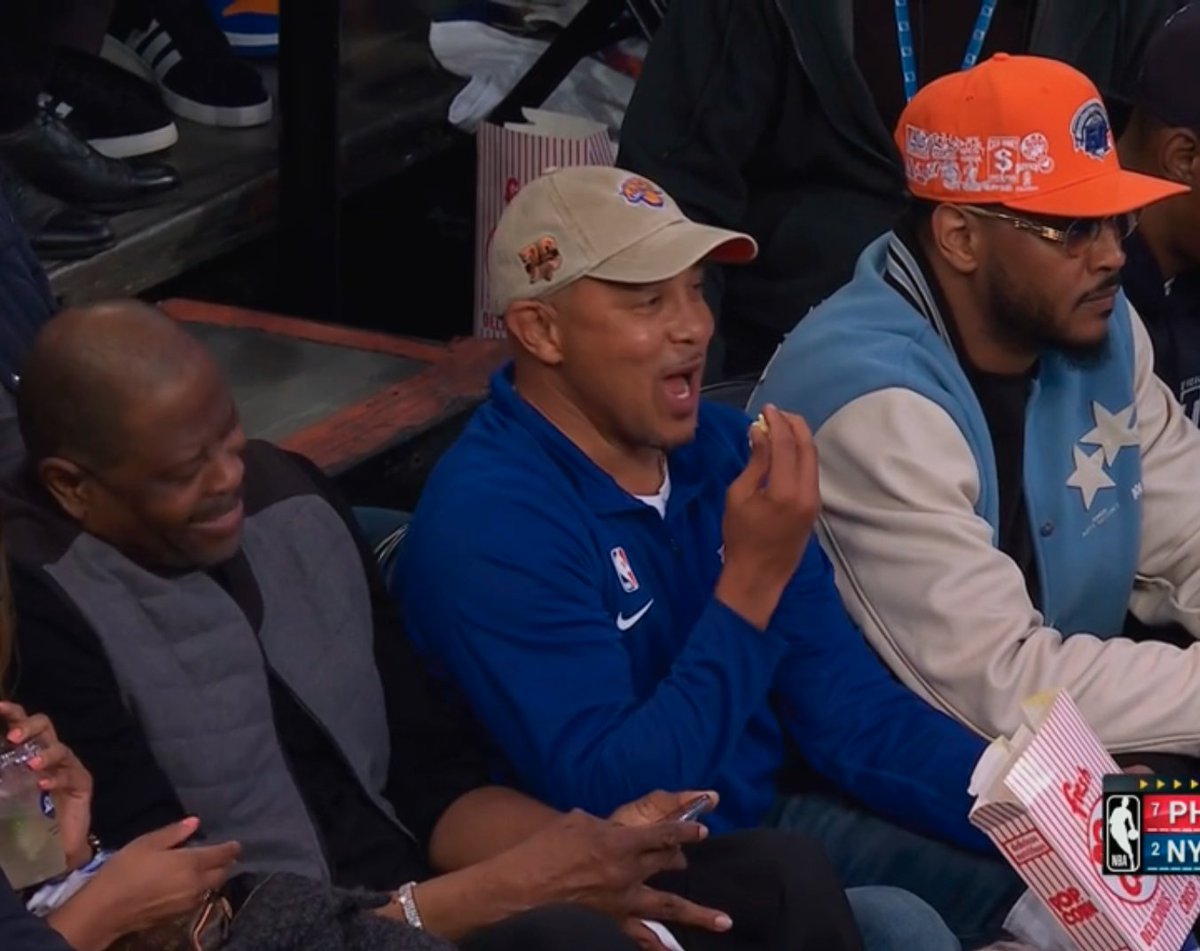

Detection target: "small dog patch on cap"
[619, 176, 665, 208]
[519, 236, 562, 284]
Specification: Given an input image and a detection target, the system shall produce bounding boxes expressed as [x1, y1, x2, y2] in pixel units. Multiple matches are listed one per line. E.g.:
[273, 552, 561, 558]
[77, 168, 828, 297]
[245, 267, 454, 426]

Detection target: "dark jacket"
[0, 190, 53, 390]
[0, 875, 72, 951]
[618, 0, 1182, 349]
[0, 188, 55, 473]
[1122, 229, 1200, 424]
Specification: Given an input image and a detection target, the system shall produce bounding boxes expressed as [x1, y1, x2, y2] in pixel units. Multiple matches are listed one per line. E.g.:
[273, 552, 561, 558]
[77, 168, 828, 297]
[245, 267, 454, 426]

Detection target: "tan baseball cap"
[488, 165, 757, 312]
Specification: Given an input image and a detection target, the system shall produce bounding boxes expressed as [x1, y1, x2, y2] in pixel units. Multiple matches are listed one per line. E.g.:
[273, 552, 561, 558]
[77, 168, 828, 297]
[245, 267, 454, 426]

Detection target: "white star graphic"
[1066, 445, 1115, 510]
[1079, 401, 1139, 467]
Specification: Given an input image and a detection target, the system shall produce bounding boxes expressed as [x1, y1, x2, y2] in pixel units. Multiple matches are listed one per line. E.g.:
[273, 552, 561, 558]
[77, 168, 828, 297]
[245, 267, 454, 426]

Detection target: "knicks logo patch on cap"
[518, 236, 561, 284]
[1070, 100, 1112, 160]
[619, 176, 665, 208]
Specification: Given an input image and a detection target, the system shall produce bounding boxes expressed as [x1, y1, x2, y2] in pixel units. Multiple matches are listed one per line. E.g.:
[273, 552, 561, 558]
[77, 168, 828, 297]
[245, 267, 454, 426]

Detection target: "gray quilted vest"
[40, 489, 410, 882]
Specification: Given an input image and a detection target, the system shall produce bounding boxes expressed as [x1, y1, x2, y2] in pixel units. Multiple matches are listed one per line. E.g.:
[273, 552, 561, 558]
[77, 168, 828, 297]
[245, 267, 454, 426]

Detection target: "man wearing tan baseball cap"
[401, 164, 1019, 950]
[487, 167, 757, 310]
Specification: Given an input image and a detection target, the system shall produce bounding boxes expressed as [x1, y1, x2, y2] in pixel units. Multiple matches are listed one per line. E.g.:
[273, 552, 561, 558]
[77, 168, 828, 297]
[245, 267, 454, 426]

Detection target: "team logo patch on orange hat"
[1020, 132, 1052, 166]
[619, 176, 665, 208]
[1070, 100, 1112, 160]
[518, 236, 562, 284]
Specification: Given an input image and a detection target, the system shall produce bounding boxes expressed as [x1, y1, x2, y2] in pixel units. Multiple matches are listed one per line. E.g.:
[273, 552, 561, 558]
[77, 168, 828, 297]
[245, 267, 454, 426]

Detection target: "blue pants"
[772, 793, 1024, 949]
[846, 886, 960, 951]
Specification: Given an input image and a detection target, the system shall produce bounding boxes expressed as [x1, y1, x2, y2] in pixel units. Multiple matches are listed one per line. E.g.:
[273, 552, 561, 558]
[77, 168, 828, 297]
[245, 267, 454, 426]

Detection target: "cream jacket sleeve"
[813, 309, 1200, 755]
[1128, 311, 1200, 633]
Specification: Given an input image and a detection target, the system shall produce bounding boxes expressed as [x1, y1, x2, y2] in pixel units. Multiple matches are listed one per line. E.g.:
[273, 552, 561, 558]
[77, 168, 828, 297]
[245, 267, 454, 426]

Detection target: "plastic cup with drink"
[0, 739, 65, 889]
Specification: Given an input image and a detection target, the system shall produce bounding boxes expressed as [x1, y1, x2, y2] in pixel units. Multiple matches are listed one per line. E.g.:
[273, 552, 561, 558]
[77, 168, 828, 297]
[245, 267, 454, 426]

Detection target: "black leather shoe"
[0, 162, 115, 260]
[0, 109, 180, 212]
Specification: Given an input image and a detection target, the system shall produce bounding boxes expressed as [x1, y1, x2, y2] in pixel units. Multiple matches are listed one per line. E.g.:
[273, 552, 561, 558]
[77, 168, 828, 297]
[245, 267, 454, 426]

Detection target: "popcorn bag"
[473, 108, 616, 339]
[970, 691, 1200, 951]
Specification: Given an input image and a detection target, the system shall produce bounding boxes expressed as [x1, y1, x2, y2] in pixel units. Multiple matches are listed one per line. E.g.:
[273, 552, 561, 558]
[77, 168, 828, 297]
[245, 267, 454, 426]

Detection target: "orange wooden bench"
[161, 298, 506, 506]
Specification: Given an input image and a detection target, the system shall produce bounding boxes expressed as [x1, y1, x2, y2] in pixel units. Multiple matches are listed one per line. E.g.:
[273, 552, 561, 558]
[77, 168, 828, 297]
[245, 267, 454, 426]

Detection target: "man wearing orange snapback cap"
[619, 0, 1183, 382]
[754, 46, 1200, 905]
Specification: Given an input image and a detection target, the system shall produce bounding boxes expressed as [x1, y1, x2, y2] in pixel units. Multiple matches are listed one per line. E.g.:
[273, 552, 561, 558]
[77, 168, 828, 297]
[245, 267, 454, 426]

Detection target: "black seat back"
[700, 377, 756, 412]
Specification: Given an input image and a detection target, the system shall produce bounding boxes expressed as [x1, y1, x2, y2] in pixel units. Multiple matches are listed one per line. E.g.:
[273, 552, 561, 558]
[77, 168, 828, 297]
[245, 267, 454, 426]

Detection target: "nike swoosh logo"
[616, 600, 654, 631]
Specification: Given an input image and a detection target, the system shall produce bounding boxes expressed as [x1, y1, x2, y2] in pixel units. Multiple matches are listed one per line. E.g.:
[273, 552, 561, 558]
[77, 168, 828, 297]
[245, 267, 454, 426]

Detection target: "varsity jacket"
[751, 232, 1200, 756]
[3, 441, 490, 884]
[400, 366, 993, 853]
[618, 0, 1180, 339]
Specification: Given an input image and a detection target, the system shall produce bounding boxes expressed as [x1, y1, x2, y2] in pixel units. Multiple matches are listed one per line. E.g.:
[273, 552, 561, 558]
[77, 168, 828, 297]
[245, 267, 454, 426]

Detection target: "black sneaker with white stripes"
[102, 0, 273, 128]
[43, 48, 178, 159]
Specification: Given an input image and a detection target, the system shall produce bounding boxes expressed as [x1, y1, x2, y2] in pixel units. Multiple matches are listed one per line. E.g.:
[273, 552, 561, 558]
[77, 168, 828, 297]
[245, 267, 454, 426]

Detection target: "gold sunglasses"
[960, 204, 1139, 257]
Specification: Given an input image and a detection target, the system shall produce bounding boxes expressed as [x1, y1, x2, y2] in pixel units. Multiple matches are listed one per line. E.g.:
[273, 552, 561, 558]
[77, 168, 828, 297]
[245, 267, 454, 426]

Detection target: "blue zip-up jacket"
[400, 366, 991, 852]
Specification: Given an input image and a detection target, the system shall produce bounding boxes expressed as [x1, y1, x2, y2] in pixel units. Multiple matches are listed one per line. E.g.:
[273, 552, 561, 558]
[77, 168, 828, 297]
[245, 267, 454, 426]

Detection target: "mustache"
[191, 495, 241, 523]
[1079, 274, 1122, 305]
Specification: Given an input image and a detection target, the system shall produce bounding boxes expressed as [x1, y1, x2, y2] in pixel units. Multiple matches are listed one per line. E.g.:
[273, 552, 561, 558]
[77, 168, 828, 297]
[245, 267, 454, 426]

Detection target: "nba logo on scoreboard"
[1102, 793, 1142, 874]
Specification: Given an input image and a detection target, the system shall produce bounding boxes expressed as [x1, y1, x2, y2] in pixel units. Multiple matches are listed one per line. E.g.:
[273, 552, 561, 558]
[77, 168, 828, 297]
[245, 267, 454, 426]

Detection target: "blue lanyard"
[894, 0, 999, 103]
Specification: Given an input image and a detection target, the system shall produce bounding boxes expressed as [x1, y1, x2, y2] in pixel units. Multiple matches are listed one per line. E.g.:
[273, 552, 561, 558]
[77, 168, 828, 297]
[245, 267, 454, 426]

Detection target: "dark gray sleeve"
[0, 874, 74, 951]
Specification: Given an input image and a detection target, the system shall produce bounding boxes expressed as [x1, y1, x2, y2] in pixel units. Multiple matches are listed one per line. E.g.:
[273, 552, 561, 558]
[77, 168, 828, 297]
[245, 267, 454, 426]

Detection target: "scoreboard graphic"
[1103, 775, 1200, 875]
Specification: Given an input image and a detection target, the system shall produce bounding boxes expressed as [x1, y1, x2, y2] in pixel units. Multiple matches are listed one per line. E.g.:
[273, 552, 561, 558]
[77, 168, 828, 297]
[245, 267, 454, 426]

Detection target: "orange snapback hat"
[895, 53, 1187, 217]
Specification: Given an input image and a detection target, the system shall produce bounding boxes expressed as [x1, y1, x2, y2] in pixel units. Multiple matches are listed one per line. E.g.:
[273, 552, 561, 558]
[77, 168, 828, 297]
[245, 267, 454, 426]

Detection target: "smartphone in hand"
[667, 794, 715, 823]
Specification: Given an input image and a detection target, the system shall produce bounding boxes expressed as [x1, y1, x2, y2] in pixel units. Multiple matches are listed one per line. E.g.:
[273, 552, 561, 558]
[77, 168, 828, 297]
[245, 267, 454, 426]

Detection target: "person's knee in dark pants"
[457, 830, 873, 951]
[458, 905, 640, 951]
[651, 828, 865, 951]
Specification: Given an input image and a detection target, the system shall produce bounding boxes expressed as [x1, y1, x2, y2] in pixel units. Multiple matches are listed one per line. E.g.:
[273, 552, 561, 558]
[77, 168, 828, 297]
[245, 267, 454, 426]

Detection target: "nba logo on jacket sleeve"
[610, 547, 639, 593]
